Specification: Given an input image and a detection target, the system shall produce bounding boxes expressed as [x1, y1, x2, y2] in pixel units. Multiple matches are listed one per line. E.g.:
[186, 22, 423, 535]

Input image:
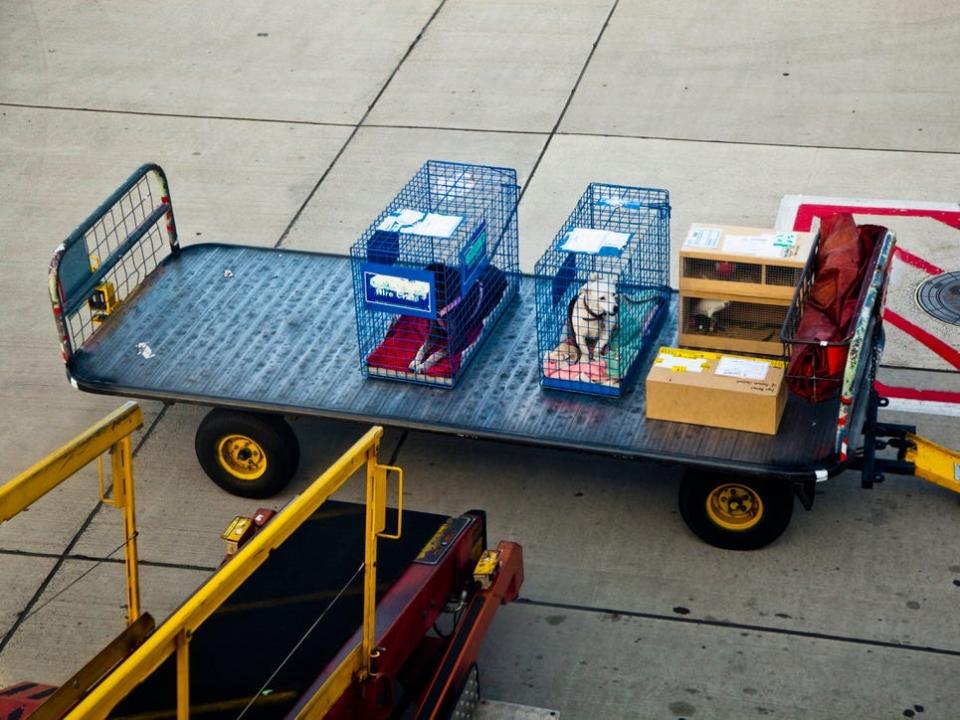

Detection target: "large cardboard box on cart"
[645, 347, 787, 435]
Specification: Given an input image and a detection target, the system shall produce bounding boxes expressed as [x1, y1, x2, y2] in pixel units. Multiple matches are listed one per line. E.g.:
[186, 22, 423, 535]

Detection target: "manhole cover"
[917, 271, 960, 325]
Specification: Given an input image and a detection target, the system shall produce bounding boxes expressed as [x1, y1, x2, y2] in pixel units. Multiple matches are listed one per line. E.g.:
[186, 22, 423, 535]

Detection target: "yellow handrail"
[68, 424, 403, 719]
[0, 401, 144, 623]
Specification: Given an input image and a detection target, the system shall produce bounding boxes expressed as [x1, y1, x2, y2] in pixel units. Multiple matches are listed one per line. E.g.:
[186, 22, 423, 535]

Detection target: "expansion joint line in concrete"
[0, 102, 354, 129]
[272, 0, 452, 250]
[0, 405, 170, 657]
[0, 547, 216, 575]
[515, 597, 960, 659]
[387, 431, 409, 467]
[4, 103, 958, 157]
[518, 0, 622, 203]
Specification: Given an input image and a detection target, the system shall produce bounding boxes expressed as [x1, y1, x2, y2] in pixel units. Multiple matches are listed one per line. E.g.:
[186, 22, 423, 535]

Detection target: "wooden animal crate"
[680, 224, 814, 301]
[679, 291, 789, 357]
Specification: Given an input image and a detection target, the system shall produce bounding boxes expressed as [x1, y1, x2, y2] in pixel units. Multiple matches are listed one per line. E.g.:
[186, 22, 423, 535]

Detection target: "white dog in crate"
[548, 272, 620, 365]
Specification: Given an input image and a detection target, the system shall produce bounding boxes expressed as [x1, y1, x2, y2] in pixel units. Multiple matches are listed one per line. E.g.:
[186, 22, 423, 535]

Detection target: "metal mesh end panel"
[49, 164, 177, 361]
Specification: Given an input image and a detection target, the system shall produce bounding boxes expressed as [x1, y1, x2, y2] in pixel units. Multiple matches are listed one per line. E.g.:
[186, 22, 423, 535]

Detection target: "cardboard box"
[680, 224, 813, 301]
[645, 347, 787, 435]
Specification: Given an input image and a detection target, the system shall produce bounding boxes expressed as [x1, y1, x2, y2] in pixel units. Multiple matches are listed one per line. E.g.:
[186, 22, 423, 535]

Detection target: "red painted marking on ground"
[874, 381, 960, 404]
[790, 202, 960, 405]
[792, 204, 960, 233]
[893, 246, 945, 276]
[883, 309, 960, 370]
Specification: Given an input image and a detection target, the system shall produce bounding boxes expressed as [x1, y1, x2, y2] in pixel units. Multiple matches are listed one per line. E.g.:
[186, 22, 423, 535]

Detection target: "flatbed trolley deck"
[48, 165, 960, 550]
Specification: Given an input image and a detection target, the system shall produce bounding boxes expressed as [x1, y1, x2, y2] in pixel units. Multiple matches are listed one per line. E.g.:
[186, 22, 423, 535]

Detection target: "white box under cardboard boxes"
[645, 347, 787, 435]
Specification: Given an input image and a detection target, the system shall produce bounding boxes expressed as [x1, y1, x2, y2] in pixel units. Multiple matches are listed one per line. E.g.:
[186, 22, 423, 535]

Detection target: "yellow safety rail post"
[361, 442, 404, 680]
[0, 401, 144, 624]
[67, 425, 404, 720]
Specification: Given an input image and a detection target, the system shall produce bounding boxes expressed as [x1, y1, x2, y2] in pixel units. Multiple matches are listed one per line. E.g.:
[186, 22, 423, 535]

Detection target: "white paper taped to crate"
[378, 208, 463, 238]
[715, 356, 770, 380]
[560, 227, 631, 254]
[723, 232, 799, 258]
[683, 226, 722, 250]
[655, 351, 706, 373]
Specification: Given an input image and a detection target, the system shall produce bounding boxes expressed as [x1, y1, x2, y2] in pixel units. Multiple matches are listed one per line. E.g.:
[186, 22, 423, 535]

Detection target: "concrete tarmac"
[1, 1, 959, 717]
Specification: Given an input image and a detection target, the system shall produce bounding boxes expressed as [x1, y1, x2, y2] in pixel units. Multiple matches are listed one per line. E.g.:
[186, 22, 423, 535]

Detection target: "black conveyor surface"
[111, 501, 446, 720]
[71, 245, 840, 474]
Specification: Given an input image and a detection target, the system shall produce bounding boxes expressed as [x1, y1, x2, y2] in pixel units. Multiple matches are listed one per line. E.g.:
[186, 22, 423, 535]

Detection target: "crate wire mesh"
[535, 183, 671, 396]
[350, 160, 520, 387]
[681, 257, 803, 289]
[49, 164, 178, 362]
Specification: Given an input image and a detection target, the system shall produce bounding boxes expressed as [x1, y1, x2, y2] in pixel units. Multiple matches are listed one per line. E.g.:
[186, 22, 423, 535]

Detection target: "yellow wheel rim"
[705, 483, 764, 531]
[216, 434, 267, 481]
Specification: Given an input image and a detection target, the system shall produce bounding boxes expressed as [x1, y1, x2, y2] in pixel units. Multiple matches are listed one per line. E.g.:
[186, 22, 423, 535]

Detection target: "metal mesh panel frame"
[534, 183, 671, 397]
[49, 164, 179, 363]
[349, 160, 521, 388]
[781, 229, 887, 399]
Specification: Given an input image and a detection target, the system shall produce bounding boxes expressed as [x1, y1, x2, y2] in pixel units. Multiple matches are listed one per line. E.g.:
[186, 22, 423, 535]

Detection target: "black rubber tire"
[194, 409, 300, 498]
[678, 471, 794, 551]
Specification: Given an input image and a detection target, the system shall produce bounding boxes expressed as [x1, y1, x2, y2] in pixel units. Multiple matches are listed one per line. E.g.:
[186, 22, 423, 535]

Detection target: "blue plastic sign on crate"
[350, 160, 521, 388]
[361, 262, 437, 319]
[460, 220, 489, 292]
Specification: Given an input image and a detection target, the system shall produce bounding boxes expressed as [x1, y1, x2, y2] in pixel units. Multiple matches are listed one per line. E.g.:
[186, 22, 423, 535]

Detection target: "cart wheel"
[195, 409, 300, 498]
[679, 471, 793, 550]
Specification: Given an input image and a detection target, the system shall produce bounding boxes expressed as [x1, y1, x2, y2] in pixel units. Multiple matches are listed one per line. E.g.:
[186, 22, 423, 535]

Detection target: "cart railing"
[0, 401, 145, 623]
[49, 163, 179, 365]
[67, 424, 403, 720]
[781, 228, 896, 458]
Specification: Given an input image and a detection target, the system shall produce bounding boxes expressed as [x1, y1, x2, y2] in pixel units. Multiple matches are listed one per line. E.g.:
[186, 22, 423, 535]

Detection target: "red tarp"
[787, 213, 886, 402]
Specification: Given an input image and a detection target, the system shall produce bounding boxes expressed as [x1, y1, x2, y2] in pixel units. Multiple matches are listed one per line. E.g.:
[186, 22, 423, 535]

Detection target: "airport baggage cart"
[46, 164, 959, 550]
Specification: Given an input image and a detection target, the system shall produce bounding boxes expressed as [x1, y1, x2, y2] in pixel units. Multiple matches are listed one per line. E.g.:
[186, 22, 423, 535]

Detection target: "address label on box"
[723, 233, 800, 259]
[684, 226, 722, 250]
[715, 356, 770, 380]
[655, 351, 709, 373]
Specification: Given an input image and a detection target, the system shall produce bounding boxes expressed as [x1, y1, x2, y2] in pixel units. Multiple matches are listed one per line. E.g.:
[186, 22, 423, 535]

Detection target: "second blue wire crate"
[350, 160, 520, 388]
[535, 183, 671, 397]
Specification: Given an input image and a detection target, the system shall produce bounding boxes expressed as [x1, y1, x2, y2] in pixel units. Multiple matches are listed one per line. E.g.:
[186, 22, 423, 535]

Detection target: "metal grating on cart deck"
[69, 245, 840, 475]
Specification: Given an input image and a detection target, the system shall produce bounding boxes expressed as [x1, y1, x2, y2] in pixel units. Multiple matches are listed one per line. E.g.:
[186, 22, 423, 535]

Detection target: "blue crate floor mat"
[69, 244, 840, 471]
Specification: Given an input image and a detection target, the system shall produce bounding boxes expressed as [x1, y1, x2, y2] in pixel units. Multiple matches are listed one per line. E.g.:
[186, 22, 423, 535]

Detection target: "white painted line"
[881, 398, 960, 418]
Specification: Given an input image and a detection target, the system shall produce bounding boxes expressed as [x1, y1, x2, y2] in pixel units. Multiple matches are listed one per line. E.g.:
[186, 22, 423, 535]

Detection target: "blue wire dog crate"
[535, 183, 671, 397]
[350, 160, 520, 387]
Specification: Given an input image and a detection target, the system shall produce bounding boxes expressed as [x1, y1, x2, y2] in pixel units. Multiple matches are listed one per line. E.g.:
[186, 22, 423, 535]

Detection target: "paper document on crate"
[723, 233, 798, 258]
[378, 208, 464, 238]
[561, 227, 632, 254]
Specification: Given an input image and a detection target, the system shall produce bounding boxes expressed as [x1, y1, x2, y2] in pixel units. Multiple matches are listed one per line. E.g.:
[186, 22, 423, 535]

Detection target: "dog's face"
[582, 273, 619, 317]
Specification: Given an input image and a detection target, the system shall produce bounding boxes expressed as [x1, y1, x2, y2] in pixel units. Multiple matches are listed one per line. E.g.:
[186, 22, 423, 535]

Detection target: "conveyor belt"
[110, 501, 446, 720]
[70, 245, 840, 476]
